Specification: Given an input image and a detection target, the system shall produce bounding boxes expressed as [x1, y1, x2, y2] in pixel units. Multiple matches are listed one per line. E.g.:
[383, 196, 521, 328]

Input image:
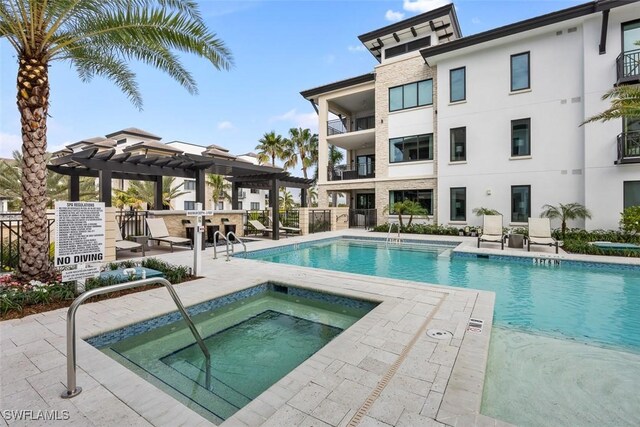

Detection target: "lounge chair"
[115, 227, 143, 256]
[248, 220, 272, 236]
[477, 215, 505, 249]
[279, 221, 301, 235]
[526, 218, 559, 254]
[146, 218, 193, 252]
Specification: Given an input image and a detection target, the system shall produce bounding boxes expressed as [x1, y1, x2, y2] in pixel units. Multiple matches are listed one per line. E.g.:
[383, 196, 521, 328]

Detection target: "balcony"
[616, 49, 640, 85]
[327, 116, 375, 136]
[328, 161, 375, 181]
[616, 131, 640, 164]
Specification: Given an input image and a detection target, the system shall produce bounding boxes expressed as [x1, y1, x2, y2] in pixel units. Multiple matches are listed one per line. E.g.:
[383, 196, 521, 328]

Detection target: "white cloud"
[270, 109, 318, 131]
[385, 10, 405, 22]
[347, 45, 366, 53]
[217, 121, 234, 130]
[0, 132, 21, 158]
[471, 17, 481, 25]
[403, 0, 451, 13]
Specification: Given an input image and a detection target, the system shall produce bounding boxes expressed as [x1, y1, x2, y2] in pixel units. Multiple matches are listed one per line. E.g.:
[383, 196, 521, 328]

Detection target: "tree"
[206, 174, 231, 209]
[256, 131, 286, 167]
[0, 151, 96, 210]
[384, 200, 428, 228]
[583, 84, 640, 123]
[286, 127, 318, 179]
[540, 202, 592, 239]
[308, 187, 318, 207]
[1, 0, 232, 280]
[126, 177, 189, 209]
[472, 207, 501, 216]
[328, 145, 344, 207]
[279, 188, 294, 211]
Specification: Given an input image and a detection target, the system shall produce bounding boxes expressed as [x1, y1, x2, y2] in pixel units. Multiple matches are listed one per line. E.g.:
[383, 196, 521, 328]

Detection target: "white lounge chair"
[248, 220, 272, 236]
[279, 221, 301, 235]
[526, 217, 559, 254]
[115, 227, 143, 255]
[146, 218, 192, 252]
[477, 215, 505, 249]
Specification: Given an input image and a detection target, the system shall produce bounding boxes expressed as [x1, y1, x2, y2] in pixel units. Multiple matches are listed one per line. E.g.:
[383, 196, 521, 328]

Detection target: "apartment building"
[302, 0, 640, 230]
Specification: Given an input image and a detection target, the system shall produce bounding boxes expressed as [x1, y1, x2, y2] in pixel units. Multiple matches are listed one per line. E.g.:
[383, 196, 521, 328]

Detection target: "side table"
[130, 235, 148, 256]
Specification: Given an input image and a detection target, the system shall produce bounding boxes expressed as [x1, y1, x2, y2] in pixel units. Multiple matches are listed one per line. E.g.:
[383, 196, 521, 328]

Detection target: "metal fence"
[244, 210, 300, 236]
[116, 210, 149, 239]
[1, 213, 55, 271]
[309, 210, 331, 234]
[349, 209, 377, 229]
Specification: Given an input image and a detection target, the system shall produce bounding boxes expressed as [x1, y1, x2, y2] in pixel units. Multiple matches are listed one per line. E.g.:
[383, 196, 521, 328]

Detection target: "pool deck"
[2, 230, 638, 426]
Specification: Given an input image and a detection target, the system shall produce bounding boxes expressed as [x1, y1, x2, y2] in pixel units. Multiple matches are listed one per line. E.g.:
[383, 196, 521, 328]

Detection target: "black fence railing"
[349, 209, 377, 229]
[309, 210, 331, 234]
[617, 49, 640, 84]
[329, 161, 375, 181]
[327, 115, 375, 136]
[244, 210, 300, 235]
[616, 131, 640, 164]
[1, 213, 55, 271]
[116, 210, 149, 239]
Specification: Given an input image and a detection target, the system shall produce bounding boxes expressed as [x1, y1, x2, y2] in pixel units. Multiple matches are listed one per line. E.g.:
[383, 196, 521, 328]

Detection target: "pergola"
[48, 147, 314, 240]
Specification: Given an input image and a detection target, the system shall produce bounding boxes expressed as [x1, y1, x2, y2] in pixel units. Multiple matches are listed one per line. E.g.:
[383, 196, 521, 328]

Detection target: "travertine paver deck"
[0, 230, 521, 426]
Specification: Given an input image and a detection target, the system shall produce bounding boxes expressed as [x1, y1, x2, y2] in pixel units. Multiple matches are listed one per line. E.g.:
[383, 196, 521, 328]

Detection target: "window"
[450, 67, 466, 102]
[450, 127, 466, 162]
[389, 190, 433, 215]
[250, 188, 259, 194]
[511, 185, 531, 223]
[511, 119, 531, 156]
[624, 181, 640, 208]
[385, 36, 431, 59]
[237, 201, 243, 210]
[511, 52, 530, 91]
[184, 201, 195, 210]
[450, 188, 466, 221]
[184, 180, 196, 190]
[389, 80, 433, 112]
[390, 134, 433, 163]
[251, 202, 260, 210]
[217, 201, 224, 210]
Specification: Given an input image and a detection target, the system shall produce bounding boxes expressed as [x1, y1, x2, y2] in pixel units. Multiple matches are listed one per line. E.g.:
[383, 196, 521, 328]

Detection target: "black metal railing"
[328, 161, 375, 181]
[349, 209, 377, 229]
[617, 49, 640, 84]
[327, 115, 375, 136]
[616, 131, 640, 164]
[1, 213, 55, 271]
[309, 210, 331, 234]
[116, 209, 149, 239]
[244, 210, 300, 235]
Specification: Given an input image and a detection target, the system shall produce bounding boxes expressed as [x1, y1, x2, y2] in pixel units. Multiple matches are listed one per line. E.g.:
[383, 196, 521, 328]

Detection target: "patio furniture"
[279, 221, 301, 235]
[248, 220, 272, 236]
[115, 227, 143, 256]
[146, 218, 193, 252]
[526, 218, 559, 254]
[477, 215, 505, 249]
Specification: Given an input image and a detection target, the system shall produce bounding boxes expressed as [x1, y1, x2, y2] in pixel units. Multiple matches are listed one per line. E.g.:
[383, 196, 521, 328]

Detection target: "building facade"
[302, 0, 640, 230]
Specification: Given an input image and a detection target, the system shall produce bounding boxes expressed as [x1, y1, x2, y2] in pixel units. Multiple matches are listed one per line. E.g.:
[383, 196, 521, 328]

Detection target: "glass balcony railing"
[327, 116, 375, 136]
[328, 161, 375, 181]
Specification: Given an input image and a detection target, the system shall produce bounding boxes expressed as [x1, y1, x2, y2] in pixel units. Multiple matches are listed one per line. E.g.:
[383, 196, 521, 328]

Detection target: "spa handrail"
[212, 230, 226, 259]
[61, 277, 210, 398]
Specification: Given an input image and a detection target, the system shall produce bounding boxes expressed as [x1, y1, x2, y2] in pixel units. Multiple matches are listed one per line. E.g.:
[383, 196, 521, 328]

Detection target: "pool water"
[249, 239, 640, 351]
[95, 288, 371, 423]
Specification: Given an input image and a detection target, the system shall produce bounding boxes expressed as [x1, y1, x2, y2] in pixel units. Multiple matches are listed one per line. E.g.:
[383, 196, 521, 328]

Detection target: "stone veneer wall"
[150, 210, 246, 238]
[104, 207, 117, 262]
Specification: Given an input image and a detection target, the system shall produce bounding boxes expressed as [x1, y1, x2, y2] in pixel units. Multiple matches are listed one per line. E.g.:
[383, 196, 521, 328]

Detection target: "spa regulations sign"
[55, 202, 106, 267]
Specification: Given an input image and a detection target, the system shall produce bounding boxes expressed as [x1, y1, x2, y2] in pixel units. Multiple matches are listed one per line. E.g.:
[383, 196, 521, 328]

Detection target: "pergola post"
[154, 176, 163, 210]
[69, 175, 80, 201]
[195, 169, 205, 207]
[98, 170, 112, 207]
[231, 182, 239, 210]
[300, 188, 308, 208]
[270, 178, 280, 240]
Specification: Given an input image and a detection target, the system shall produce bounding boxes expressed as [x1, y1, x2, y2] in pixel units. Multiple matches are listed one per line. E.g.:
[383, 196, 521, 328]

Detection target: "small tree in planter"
[540, 203, 592, 239]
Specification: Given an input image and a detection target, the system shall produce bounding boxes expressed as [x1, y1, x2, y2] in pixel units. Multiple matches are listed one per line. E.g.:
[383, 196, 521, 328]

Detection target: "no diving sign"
[54, 202, 106, 267]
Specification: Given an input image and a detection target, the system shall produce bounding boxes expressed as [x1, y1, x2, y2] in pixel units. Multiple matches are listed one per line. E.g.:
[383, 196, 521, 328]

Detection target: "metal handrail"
[385, 222, 402, 247]
[61, 277, 210, 398]
[225, 231, 246, 261]
[212, 230, 226, 259]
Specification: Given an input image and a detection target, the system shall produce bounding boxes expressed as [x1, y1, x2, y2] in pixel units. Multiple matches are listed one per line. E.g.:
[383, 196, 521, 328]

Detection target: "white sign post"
[55, 202, 105, 292]
[186, 204, 206, 276]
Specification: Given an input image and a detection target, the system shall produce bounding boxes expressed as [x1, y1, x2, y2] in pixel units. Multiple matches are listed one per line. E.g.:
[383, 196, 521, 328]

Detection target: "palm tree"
[286, 128, 318, 179]
[540, 202, 592, 239]
[256, 131, 286, 167]
[0, 151, 96, 210]
[127, 177, 189, 209]
[328, 145, 344, 207]
[472, 207, 501, 216]
[583, 84, 640, 123]
[279, 188, 294, 211]
[206, 174, 231, 209]
[384, 200, 428, 228]
[1, 0, 232, 280]
[308, 187, 318, 207]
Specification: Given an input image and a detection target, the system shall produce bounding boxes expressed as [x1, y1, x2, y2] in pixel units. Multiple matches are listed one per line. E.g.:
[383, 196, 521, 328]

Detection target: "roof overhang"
[300, 73, 375, 100]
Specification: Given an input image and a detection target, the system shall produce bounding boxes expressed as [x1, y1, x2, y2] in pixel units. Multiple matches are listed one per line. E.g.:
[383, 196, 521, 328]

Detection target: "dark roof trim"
[105, 128, 162, 140]
[420, 0, 629, 62]
[358, 4, 460, 43]
[300, 73, 375, 99]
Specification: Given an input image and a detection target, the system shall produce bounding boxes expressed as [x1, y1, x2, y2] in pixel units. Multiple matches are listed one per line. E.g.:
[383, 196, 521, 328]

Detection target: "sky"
[0, 0, 583, 173]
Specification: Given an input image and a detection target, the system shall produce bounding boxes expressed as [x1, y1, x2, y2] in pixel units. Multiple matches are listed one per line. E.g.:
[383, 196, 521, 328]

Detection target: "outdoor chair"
[115, 227, 143, 254]
[526, 217, 559, 254]
[279, 221, 301, 235]
[248, 220, 272, 236]
[146, 218, 193, 252]
[477, 215, 505, 250]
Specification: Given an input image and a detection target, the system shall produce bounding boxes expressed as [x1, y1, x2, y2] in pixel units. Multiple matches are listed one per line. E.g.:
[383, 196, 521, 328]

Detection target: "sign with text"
[61, 265, 101, 283]
[55, 202, 106, 267]
[186, 210, 214, 217]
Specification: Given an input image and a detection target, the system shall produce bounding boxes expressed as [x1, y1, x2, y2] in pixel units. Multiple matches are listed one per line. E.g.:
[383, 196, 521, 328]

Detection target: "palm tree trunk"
[17, 55, 53, 280]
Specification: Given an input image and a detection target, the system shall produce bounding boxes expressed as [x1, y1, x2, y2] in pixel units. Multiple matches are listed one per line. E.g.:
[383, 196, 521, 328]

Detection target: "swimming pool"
[88, 283, 376, 423]
[247, 238, 640, 352]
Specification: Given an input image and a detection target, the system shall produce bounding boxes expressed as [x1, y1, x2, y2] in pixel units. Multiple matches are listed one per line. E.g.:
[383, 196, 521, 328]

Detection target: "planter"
[508, 233, 524, 248]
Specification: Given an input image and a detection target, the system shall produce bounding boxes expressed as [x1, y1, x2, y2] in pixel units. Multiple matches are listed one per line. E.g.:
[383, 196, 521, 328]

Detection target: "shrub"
[620, 206, 640, 236]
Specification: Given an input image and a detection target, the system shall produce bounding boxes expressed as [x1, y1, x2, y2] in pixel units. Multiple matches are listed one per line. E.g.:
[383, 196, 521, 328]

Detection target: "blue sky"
[0, 0, 581, 172]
